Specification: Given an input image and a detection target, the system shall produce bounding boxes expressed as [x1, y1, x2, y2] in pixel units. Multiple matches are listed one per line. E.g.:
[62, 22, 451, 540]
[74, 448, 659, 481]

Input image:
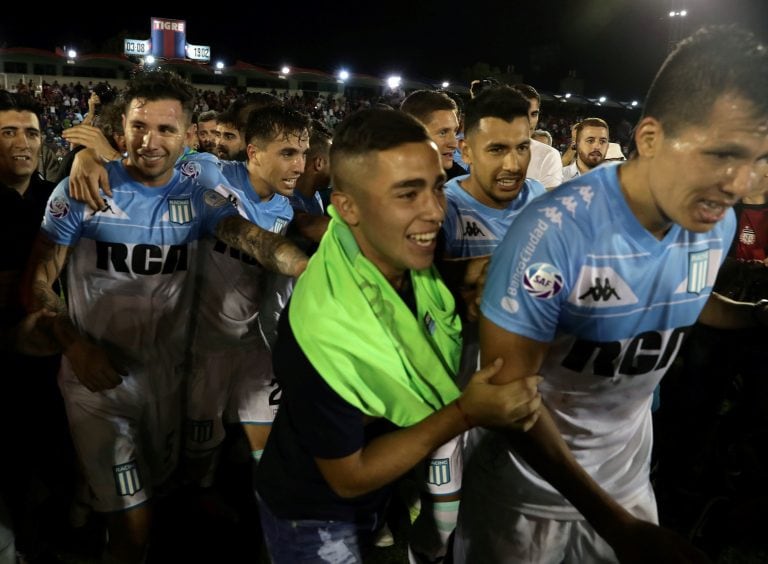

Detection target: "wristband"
[454, 398, 474, 430]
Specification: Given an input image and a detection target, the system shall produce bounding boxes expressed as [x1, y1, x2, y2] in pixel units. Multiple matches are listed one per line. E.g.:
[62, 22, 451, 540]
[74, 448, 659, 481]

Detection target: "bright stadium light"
[631, 100, 638, 107]
[215, 61, 224, 70]
[145, 55, 156, 65]
[599, 96, 607, 103]
[441, 81, 450, 88]
[338, 69, 349, 81]
[387, 75, 401, 89]
[281, 66, 291, 75]
[565, 92, 572, 99]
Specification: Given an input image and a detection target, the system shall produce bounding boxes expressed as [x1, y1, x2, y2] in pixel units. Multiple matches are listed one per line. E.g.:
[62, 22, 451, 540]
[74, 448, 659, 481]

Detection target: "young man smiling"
[23, 71, 307, 564]
[254, 108, 542, 563]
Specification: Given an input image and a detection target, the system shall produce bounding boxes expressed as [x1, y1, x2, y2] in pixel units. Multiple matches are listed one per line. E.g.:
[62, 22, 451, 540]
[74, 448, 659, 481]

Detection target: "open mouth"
[407, 231, 439, 247]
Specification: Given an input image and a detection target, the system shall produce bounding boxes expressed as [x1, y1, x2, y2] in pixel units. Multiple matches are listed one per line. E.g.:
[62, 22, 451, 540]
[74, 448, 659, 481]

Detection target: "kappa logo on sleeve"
[48, 197, 70, 219]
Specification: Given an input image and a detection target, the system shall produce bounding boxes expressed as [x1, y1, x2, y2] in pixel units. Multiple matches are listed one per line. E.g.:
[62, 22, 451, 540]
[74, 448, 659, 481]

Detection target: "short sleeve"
[40, 178, 85, 246]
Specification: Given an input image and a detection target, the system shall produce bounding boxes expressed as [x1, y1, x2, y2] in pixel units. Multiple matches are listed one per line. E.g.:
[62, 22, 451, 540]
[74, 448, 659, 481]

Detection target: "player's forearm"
[320, 404, 467, 498]
[506, 406, 633, 540]
[216, 216, 309, 277]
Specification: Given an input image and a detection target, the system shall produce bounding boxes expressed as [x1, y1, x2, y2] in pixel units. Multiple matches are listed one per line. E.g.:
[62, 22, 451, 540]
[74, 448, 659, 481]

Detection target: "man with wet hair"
[456, 25, 768, 563]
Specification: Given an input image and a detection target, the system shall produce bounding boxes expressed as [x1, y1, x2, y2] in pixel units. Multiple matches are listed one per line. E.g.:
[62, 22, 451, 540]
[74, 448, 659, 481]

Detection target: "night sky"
[2, 1, 767, 100]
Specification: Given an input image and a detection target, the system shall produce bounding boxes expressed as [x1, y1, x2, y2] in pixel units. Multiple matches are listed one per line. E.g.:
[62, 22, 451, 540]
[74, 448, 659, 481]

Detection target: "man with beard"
[196, 110, 217, 154]
[562, 118, 610, 181]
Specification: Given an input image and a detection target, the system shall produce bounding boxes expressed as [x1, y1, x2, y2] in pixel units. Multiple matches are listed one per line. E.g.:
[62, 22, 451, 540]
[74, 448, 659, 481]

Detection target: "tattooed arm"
[215, 215, 309, 278]
[23, 233, 123, 391]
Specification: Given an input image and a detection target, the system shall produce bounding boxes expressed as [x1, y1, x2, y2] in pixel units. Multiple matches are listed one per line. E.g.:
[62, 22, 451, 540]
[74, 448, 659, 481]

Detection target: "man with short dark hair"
[255, 108, 542, 563]
[196, 109, 217, 153]
[23, 71, 307, 563]
[401, 90, 466, 179]
[562, 117, 610, 181]
[512, 83, 563, 189]
[455, 26, 768, 563]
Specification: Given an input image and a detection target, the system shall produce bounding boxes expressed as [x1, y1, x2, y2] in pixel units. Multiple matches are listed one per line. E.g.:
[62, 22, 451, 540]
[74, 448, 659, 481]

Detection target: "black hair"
[122, 71, 196, 123]
[643, 25, 768, 136]
[0, 90, 42, 121]
[244, 105, 311, 147]
[464, 86, 530, 136]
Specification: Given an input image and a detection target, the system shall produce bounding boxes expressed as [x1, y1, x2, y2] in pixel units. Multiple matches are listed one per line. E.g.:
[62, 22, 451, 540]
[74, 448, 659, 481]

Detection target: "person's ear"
[634, 117, 663, 158]
[331, 190, 360, 226]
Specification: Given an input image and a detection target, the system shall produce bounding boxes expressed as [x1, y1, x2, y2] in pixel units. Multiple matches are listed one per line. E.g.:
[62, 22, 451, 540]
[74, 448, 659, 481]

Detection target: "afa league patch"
[523, 262, 564, 299]
[180, 160, 201, 179]
[48, 197, 70, 219]
[113, 460, 143, 496]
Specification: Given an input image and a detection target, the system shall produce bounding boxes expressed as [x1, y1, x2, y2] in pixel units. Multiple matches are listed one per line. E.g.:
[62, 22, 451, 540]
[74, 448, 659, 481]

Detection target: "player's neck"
[617, 160, 672, 240]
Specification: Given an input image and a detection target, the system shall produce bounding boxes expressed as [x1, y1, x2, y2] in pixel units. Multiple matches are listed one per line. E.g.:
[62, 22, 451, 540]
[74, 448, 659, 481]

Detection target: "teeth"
[702, 200, 724, 211]
[497, 179, 517, 186]
[408, 232, 437, 246]
[13, 156, 29, 160]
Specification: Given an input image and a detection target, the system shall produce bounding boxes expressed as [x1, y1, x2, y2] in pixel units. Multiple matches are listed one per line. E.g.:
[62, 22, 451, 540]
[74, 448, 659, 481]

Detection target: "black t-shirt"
[255, 300, 402, 521]
[0, 173, 55, 327]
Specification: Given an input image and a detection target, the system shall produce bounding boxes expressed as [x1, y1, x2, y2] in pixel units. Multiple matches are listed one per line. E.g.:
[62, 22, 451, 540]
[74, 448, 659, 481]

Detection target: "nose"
[446, 131, 458, 150]
[724, 164, 760, 199]
[423, 187, 446, 223]
[142, 130, 154, 149]
[502, 150, 521, 173]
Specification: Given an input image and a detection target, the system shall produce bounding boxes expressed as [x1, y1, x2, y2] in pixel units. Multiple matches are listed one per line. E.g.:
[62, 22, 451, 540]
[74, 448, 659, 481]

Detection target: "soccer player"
[454, 26, 768, 563]
[23, 71, 307, 563]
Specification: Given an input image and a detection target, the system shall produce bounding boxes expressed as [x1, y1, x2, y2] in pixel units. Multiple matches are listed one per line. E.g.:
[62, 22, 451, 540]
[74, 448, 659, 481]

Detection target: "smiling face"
[247, 129, 309, 199]
[424, 109, 460, 170]
[333, 140, 446, 286]
[0, 110, 41, 190]
[642, 94, 768, 234]
[461, 116, 531, 209]
[123, 97, 188, 186]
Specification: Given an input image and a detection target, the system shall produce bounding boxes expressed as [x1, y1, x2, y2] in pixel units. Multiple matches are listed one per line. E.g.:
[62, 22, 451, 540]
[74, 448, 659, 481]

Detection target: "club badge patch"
[523, 262, 564, 299]
[113, 460, 143, 496]
[187, 419, 214, 444]
[168, 198, 192, 224]
[427, 458, 451, 486]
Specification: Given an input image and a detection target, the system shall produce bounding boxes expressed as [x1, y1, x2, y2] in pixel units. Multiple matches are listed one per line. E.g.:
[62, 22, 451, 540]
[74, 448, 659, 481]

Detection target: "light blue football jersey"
[478, 163, 736, 517]
[442, 175, 546, 258]
[193, 160, 294, 347]
[41, 161, 239, 367]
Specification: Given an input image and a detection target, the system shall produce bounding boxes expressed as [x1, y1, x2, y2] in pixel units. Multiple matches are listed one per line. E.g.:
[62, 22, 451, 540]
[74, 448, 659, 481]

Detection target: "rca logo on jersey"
[427, 458, 451, 486]
[186, 419, 213, 444]
[48, 197, 69, 219]
[523, 262, 564, 299]
[570, 266, 638, 307]
[561, 326, 689, 378]
[168, 198, 192, 224]
[113, 460, 143, 496]
[96, 242, 188, 275]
